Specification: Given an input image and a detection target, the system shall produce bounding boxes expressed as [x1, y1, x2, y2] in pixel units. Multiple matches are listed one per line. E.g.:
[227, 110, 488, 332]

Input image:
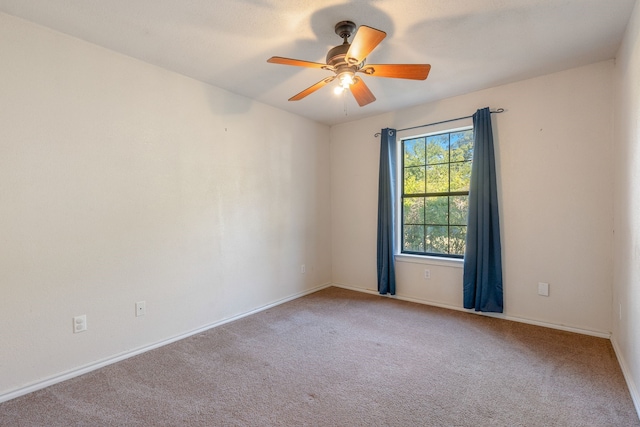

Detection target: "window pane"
[450, 226, 467, 255]
[404, 225, 425, 252]
[449, 196, 468, 225]
[450, 130, 474, 162]
[450, 161, 472, 192]
[404, 138, 425, 167]
[426, 226, 448, 254]
[425, 196, 448, 224]
[404, 166, 425, 194]
[426, 164, 449, 193]
[403, 197, 424, 225]
[426, 134, 449, 164]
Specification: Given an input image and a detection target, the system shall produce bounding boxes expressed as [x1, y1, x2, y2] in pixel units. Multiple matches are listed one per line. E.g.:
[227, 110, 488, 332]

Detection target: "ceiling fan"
[267, 21, 431, 107]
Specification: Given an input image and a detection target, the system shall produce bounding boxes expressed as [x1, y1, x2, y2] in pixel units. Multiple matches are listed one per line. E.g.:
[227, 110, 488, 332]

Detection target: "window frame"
[398, 125, 474, 259]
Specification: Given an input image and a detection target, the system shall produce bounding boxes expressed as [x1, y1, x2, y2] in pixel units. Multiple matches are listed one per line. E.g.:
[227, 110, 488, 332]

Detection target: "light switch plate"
[538, 282, 549, 297]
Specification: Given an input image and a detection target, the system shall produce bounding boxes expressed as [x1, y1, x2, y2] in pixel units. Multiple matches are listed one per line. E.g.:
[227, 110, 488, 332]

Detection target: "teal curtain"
[377, 128, 397, 295]
[463, 108, 503, 312]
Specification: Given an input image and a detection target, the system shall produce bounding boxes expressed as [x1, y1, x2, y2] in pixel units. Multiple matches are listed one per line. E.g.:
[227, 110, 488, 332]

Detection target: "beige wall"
[0, 13, 332, 399]
[331, 60, 615, 336]
[613, 0, 640, 413]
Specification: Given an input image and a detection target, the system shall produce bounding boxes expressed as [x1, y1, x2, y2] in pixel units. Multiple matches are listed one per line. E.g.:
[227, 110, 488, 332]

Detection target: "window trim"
[397, 125, 473, 259]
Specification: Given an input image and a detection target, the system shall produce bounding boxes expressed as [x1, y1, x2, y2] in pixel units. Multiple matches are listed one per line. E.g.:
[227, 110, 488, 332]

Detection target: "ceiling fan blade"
[350, 77, 376, 107]
[289, 76, 336, 101]
[360, 64, 431, 80]
[345, 26, 386, 65]
[267, 56, 333, 70]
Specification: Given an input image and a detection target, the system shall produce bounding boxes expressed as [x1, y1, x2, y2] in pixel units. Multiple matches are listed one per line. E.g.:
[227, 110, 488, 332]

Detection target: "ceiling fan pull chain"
[343, 89, 349, 116]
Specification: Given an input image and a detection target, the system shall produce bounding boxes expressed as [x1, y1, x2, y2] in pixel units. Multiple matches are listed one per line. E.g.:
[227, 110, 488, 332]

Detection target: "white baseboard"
[0, 283, 331, 404]
[331, 283, 611, 339]
[611, 336, 640, 418]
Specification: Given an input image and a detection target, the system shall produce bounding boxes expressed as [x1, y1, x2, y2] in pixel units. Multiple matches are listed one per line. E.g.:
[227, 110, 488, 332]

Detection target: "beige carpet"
[1, 287, 638, 426]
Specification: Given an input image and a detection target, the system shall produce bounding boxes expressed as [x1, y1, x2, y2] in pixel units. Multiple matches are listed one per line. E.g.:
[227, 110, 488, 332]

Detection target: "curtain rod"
[373, 108, 505, 137]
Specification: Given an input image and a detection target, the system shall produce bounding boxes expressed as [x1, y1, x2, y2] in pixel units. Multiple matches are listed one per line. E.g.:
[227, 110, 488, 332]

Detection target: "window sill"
[395, 253, 464, 269]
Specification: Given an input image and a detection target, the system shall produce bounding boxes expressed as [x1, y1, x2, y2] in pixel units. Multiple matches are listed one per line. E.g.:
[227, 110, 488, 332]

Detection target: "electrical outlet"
[136, 301, 146, 317]
[424, 269, 431, 279]
[73, 315, 87, 333]
[620, 303, 622, 321]
[538, 282, 549, 297]
[301, 264, 306, 274]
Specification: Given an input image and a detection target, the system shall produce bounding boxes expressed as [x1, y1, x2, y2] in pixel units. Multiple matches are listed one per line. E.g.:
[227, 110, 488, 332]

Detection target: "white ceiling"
[0, 0, 635, 125]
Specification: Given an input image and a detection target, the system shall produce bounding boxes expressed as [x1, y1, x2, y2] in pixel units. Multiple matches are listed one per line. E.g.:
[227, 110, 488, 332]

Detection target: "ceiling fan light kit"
[267, 20, 431, 107]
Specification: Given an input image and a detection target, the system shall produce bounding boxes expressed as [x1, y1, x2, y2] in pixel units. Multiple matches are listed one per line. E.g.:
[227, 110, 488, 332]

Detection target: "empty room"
[1, 0, 640, 425]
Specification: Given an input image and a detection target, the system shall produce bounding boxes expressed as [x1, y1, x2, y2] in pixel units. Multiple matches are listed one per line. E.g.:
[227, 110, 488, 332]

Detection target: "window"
[401, 128, 474, 258]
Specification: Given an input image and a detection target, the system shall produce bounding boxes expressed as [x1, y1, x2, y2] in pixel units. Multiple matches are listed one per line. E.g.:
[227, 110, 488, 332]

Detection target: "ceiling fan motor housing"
[327, 44, 361, 81]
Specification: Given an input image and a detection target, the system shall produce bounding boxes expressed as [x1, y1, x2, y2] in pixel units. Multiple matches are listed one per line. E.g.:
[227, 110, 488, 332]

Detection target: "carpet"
[1, 287, 637, 426]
